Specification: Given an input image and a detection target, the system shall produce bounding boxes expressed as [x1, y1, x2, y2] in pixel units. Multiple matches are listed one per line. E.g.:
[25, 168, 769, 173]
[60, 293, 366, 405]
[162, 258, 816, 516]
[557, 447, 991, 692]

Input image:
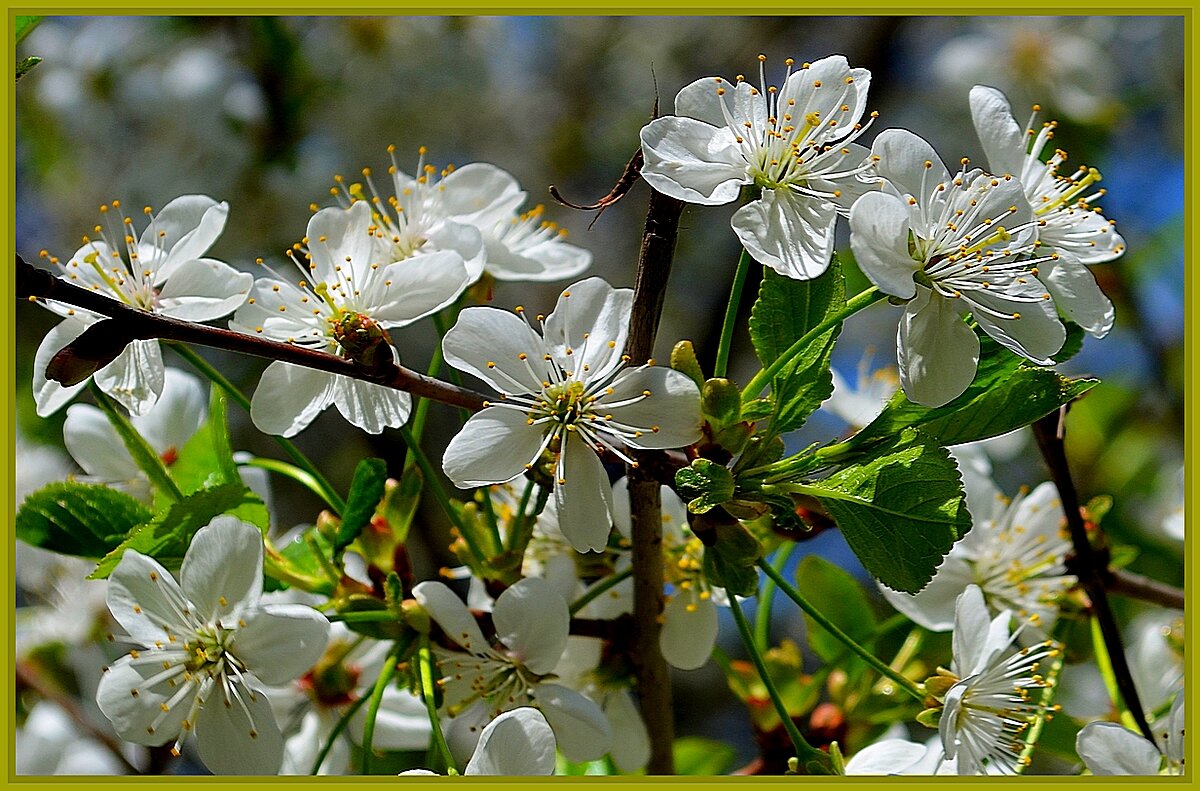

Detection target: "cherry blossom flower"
[849, 128, 1065, 406]
[970, 85, 1122, 337]
[402, 707, 557, 776]
[1075, 693, 1183, 775]
[96, 517, 330, 775]
[230, 200, 471, 437]
[412, 577, 612, 763]
[440, 277, 702, 552]
[639, 55, 878, 280]
[32, 195, 250, 417]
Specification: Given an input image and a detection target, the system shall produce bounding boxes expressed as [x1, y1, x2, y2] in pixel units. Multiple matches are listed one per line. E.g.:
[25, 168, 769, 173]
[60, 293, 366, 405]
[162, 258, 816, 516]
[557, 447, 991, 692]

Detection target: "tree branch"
[1105, 567, 1185, 610]
[1032, 409, 1156, 742]
[625, 184, 684, 775]
[17, 254, 488, 413]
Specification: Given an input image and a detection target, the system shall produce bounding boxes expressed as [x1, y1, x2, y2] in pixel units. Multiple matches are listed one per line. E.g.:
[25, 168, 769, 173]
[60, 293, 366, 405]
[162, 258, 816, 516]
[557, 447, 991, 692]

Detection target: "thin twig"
[17, 254, 488, 413]
[548, 148, 644, 229]
[1106, 567, 1185, 610]
[1032, 408, 1155, 743]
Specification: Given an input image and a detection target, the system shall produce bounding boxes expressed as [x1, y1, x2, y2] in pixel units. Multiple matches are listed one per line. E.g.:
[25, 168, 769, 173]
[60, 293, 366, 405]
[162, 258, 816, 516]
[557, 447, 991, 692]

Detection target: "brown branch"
[1105, 567, 1186, 610]
[624, 183, 685, 775]
[1032, 408, 1155, 743]
[15, 660, 140, 774]
[548, 148, 644, 229]
[17, 254, 488, 413]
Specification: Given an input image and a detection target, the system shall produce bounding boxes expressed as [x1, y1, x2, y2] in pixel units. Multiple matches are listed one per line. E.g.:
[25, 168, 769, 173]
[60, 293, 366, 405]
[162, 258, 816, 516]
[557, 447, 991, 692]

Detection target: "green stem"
[327, 611, 403, 624]
[89, 383, 184, 501]
[507, 481, 551, 559]
[506, 479, 537, 554]
[714, 249, 753, 379]
[306, 534, 342, 588]
[396, 425, 487, 563]
[754, 543, 796, 651]
[238, 457, 326, 502]
[419, 636, 458, 773]
[478, 488, 504, 556]
[360, 635, 413, 774]
[726, 591, 828, 769]
[169, 342, 345, 514]
[757, 559, 925, 702]
[1090, 614, 1140, 732]
[741, 287, 884, 402]
[569, 567, 634, 615]
[309, 694, 370, 775]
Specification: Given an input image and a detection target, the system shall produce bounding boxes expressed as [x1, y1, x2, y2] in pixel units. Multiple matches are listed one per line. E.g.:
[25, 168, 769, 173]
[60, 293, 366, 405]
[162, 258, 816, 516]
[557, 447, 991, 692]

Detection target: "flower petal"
[660, 592, 718, 670]
[130, 367, 208, 457]
[674, 76, 765, 130]
[465, 707, 557, 776]
[844, 739, 929, 775]
[194, 681, 284, 775]
[33, 317, 93, 417]
[348, 686, 432, 751]
[602, 366, 703, 450]
[367, 252, 471, 327]
[107, 549, 188, 644]
[543, 277, 632, 381]
[93, 339, 165, 416]
[970, 278, 1065, 364]
[897, 287, 980, 408]
[849, 191, 919, 299]
[442, 408, 547, 488]
[230, 604, 330, 685]
[493, 578, 569, 675]
[554, 435, 615, 553]
[443, 307, 549, 395]
[1075, 722, 1161, 775]
[440, 162, 527, 227]
[639, 115, 747, 206]
[871, 128, 951, 200]
[412, 581, 490, 655]
[485, 235, 593, 284]
[604, 690, 650, 772]
[180, 516, 264, 622]
[64, 404, 138, 481]
[143, 196, 229, 281]
[249, 362, 335, 438]
[96, 653, 192, 746]
[331, 374, 412, 435]
[306, 202, 377, 284]
[879, 556, 974, 632]
[1041, 258, 1114, 338]
[532, 682, 612, 763]
[731, 191, 837, 281]
[968, 86, 1026, 178]
[156, 258, 252, 322]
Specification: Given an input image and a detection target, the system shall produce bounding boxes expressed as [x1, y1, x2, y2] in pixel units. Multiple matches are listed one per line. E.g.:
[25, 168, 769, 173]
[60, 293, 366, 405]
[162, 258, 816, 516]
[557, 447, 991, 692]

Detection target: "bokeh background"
[15, 16, 1185, 770]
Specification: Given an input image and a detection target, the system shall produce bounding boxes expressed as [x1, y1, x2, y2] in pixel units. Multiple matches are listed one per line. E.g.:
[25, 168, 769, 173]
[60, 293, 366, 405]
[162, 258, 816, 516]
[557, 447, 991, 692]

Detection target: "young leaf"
[748, 263, 845, 434]
[168, 386, 239, 494]
[794, 555, 877, 663]
[335, 458, 388, 552]
[89, 483, 268, 579]
[675, 458, 735, 514]
[15, 16, 41, 44]
[805, 428, 969, 594]
[17, 481, 152, 558]
[701, 517, 762, 597]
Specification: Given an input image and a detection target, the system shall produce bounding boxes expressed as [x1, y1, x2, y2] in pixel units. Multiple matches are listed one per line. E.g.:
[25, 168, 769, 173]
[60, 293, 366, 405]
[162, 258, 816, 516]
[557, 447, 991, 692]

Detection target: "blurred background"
[15, 16, 1185, 771]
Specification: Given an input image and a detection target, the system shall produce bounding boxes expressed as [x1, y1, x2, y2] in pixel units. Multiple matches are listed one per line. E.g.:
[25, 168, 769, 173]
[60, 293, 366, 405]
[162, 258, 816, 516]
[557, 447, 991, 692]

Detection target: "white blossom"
[1076, 693, 1183, 775]
[402, 707, 557, 776]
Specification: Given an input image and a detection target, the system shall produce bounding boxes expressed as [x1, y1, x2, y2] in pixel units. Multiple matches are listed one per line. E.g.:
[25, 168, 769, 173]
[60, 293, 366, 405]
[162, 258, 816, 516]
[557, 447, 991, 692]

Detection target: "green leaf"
[794, 555, 877, 663]
[90, 483, 268, 579]
[16, 56, 41, 81]
[701, 517, 762, 597]
[806, 428, 969, 593]
[335, 458, 388, 552]
[15, 16, 41, 44]
[675, 459, 735, 514]
[17, 481, 152, 558]
[168, 386, 240, 495]
[842, 335, 1099, 454]
[748, 263, 844, 434]
[270, 528, 337, 595]
[1052, 320, 1085, 363]
[673, 737, 738, 775]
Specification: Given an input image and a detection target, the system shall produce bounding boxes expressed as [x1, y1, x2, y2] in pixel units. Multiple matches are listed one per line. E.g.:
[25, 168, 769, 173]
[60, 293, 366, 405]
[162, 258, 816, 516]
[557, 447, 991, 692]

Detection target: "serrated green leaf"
[748, 263, 844, 434]
[673, 737, 738, 775]
[702, 518, 762, 596]
[15, 16, 41, 44]
[90, 483, 268, 579]
[795, 555, 877, 663]
[675, 459, 735, 514]
[335, 458, 388, 552]
[807, 428, 969, 593]
[843, 335, 1099, 454]
[168, 386, 239, 495]
[17, 482, 153, 558]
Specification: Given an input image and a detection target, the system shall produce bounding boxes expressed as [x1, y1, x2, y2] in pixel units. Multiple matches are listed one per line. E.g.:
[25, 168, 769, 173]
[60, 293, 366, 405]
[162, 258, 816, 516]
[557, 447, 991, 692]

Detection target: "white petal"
[331, 374, 412, 435]
[306, 202, 376, 284]
[871, 129, 951, 199]
[731, 191, 837, 281]
[878, 556, 974, 632]
[230, 604, 330, 685]
[144, 196, 229, 281]
[485, 236, 593, 284]
[423, 220, 486, 281]
[844, 739, 929, 775]
[779, 55, 869, 146]
[440, 162, 527, 227]
[849, 191, 919, 299]
[412, 581, 490, 655]
[532, 682, 612, 762]
[660, 593, 717, 670]
[33, 317, 92, 416]
[442, 408, 547, 488]
[493, 578, 569, 675]
[1076, 722, 1162, 775]
[604, 690, 650, 772]
[442, 307, 549, 395]
[194, 681, 284, 775]
[639, 116, 747, 206]
[971, 278, 1065, 363]
[93, 339, 165, 416]
[64, 404, 138, 481]
[950, 584, 991, 677]
[131, 367, 208, 457]
[897, 287, 980, 408]
[554, 435, 615, 553]
[250, 362, 335, 438]
[968, 86, 1025, 177]
[543, 277, 632, 381]
[96, 654, 192, 746]
[601, 366, 703, 450]
[1042, 258, 1115, 338]
[367, 252, 471, 327]
[348, 686, 432, 751]
[180, 516, 263, 622]
[107, 549, 188, 644]
[156, 258, 252, 322]
[466, 707, 557, 776]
